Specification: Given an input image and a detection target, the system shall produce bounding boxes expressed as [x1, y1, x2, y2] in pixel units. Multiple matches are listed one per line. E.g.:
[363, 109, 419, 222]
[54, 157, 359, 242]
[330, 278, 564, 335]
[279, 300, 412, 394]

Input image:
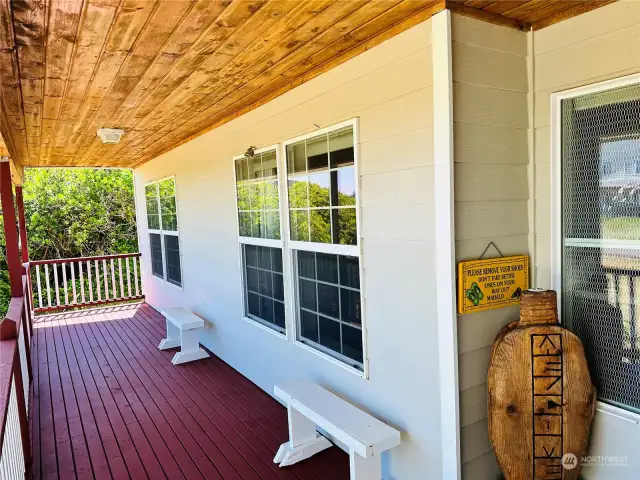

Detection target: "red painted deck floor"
[29, 302, 349, 480]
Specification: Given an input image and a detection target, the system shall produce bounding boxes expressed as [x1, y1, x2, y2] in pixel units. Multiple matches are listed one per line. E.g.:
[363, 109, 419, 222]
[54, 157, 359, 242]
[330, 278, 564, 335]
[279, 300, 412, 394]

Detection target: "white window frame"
[145, 175, 184, 290]
[233, 144, 289, 337]
[551, 72, 640, 425]
[282, 118, 368, 377]
[231, 119, 368, 378]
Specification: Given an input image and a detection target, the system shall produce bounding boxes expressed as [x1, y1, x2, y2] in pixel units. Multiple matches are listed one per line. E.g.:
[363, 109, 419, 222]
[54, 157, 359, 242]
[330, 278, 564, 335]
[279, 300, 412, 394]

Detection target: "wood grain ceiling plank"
[13, 0, 48, 164]
[0, 0, 29, 169]
[127, 0, 443, 167]
[69, 0, 196, 165]
[40, 0, 85, 163]
[518, 1, 582, 24]
[87, 0, 273, 164]
[111, 0, 262, 132]
[500, 0, 552, 19]
[446, 0, 526, 28]
[462, 0, 495, 8]
[131, 0, 302, 134]
[60, 0, 157, 159]
[48, 0, 120, 163]
[532, 0, 617, 30]
[482, 1, 530, 15]
[105, 0, 397, 165]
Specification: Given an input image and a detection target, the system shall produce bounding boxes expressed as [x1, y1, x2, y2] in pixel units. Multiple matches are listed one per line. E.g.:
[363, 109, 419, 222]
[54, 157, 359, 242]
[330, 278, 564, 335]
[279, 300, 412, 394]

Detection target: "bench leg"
[349, 451, 382, 480]
[158, 319, 180, 350]
[171, 329, 210, 365]
[274, 407, 332, 467]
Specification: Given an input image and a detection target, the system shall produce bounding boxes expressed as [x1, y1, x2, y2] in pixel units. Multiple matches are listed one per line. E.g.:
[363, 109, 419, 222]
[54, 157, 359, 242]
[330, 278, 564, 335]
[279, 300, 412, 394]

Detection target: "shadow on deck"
[29, 303, 349, 479]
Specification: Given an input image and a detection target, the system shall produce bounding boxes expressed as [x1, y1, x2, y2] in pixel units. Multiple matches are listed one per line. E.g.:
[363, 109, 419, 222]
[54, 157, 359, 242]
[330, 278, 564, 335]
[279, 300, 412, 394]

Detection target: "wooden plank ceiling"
[0, 0, 616, 172]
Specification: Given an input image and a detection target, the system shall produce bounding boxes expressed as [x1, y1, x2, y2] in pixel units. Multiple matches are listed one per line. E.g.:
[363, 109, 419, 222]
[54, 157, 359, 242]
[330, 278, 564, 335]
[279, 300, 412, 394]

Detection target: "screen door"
[561, 82, 640, 414]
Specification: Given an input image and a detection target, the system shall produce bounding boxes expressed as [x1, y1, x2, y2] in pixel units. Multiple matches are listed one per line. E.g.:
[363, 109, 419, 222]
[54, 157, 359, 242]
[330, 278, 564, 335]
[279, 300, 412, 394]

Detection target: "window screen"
[150, 233, 163, 278]
[164, 235, 182, 286]
[561, 83, 640, 413]
[296, 251, 363, 369]
[242, 245, 285, 332]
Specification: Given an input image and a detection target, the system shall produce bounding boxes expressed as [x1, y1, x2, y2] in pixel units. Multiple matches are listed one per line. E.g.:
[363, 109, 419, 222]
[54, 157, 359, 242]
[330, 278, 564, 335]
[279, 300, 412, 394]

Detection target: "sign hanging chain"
[479, 241, 504, 260]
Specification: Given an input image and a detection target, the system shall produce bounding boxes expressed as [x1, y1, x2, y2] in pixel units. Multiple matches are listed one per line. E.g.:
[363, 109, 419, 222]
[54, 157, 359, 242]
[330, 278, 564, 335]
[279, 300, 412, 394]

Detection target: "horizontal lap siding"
[532, 1, 640, 288]
[451, 14, 529, 479]
[134, 21, 438, 480]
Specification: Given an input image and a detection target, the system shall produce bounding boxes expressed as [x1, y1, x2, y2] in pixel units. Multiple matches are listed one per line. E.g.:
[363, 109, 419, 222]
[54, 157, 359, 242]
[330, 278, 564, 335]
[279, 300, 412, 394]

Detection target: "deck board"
[29, 303, 349, 480]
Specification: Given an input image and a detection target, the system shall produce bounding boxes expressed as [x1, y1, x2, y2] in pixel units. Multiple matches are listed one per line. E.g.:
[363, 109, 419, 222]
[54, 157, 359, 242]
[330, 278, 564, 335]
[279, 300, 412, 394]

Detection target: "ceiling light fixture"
[97, 128, 125, 144]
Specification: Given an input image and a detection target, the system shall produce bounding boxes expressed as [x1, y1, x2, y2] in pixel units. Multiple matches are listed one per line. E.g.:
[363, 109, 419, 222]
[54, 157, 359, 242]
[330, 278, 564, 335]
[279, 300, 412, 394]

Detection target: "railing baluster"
[79, 261, 85, 304]
[110, 259, 116, 300]
[44, 263, 51, 307]
[133, 256, 140, 297]
[62, 262, 69, 306]
[36, 264, 43, 308]
[95, 260, 101, 301]
[53, 263, 60, 306]
[118, 257, 124, 298]
[71, 262, 77, 304]
[126, 257, 132, 297]
[139, 256, 144, 295]
[87, 261, 94, 302]
[102, 259, 109, 300]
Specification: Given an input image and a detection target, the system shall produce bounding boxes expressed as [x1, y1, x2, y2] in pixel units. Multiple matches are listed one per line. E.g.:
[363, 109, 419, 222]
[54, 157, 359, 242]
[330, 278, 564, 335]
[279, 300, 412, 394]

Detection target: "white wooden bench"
[158, 307, 210, 365]
[273, 380, 401, 479]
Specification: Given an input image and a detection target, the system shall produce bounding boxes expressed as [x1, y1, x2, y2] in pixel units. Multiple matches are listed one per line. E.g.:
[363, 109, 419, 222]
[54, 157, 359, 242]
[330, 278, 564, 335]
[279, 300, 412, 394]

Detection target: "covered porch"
[30, 302, 349, 480]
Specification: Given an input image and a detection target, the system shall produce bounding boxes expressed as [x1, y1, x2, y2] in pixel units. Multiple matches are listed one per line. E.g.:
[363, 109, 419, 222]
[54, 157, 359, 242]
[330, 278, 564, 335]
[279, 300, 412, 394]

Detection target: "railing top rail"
[29, 252, 141, 266]
[0, 295, 25, 451]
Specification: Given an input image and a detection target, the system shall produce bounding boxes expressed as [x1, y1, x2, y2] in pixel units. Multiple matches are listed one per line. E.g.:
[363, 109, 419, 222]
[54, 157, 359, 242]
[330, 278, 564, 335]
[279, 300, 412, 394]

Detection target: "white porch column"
[432, 9, 461, 480]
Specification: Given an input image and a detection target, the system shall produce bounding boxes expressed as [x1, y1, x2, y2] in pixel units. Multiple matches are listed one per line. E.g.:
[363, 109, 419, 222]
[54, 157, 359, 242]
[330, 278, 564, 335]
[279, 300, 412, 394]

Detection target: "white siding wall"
[451, 14, 529, 479]
[532, 2, 640, 479]
[134, 21, 440, 479]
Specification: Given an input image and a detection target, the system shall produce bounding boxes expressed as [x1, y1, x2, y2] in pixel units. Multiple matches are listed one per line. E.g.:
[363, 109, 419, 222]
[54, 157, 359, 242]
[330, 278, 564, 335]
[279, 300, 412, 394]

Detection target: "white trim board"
[432, 9, 461, 480]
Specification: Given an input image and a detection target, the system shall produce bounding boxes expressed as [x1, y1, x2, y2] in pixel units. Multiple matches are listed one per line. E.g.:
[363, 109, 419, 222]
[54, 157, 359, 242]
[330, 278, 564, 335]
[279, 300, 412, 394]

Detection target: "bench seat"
[274, 380, 401, 479]
[158, 307, 210, 365]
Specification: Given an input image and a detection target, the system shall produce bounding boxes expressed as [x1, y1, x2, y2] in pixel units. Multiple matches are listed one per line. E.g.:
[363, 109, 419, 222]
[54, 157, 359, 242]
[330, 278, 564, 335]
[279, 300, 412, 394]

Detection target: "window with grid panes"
[145, 177, 182, 287]
[286, 121, 364, 371]
[234, 148, 286, 333]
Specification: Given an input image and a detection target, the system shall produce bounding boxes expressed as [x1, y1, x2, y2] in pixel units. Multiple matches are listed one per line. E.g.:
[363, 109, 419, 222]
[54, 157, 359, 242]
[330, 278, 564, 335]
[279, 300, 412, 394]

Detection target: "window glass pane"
[261, 151, 278, 180]
[236, 182, 250, 212]
[334, 208, 357, 245]
[235, 157, 248, 182]
[145, 183, 157, 200]
[334, 167, 356, 206]
[299, 278, 317, 311]
[339, 255, 360, 288]
[146, 196, 159, 215]
[317, 283, 339, 319]
[263, 180, 279, 210]
[288, 176, 309, 208]
[148, 214, 160, 230]
[263, 211, 280, 240]
[306, 134, 328, 171]
[309, 172, 330, 207]
[150, 233, 163, 278]
[241, 245, 284, 333]
[295, 251, 363, 370]
[300, 311, 319, 342]
[164, 235, 182, 286]
[290, 210, 310, 241]
[310, 209, 331, 243]
[287, 141, 306, 174]
[160, 196, 176, 215]
[248, 155, 263, 180]
[342, 324, 363, 363]
[162, 213, 178, 232]
[272, 248, 283, 273]
[250, 211, 262, 238]
[238, 212, 251, 236]
[159, 178, 175, 197]
[316, 253, 338, 283]
[329, 126, 354, 168]
[319, 317, 341, 353]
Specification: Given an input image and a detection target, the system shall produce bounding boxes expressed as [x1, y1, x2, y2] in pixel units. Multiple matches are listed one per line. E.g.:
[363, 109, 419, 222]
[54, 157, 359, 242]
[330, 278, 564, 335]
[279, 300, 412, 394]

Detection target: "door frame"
[550, 71, 640, 425]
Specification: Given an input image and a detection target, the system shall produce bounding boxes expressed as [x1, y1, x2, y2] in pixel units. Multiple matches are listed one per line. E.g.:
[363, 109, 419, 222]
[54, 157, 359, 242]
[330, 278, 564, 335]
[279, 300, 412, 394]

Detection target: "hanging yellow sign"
[457, 256, 529, 314]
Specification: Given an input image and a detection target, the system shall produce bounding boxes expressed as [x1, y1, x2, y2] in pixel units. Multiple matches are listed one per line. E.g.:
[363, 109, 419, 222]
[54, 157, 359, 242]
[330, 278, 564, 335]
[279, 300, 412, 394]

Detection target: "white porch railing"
[28, 253, 143, 314]
[0, 277, 33, 479]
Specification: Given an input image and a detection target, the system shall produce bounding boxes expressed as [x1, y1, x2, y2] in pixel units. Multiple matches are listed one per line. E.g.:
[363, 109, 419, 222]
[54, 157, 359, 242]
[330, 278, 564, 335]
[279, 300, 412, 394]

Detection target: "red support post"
[0, 161, 23, 298]
[15, 185, 29, 264]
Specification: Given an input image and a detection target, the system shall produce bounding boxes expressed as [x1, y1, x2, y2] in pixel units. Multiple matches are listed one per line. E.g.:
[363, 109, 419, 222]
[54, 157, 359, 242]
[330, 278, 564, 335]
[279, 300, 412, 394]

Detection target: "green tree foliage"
[0, 168, 138, 316]
[23, 168, 138, 260]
